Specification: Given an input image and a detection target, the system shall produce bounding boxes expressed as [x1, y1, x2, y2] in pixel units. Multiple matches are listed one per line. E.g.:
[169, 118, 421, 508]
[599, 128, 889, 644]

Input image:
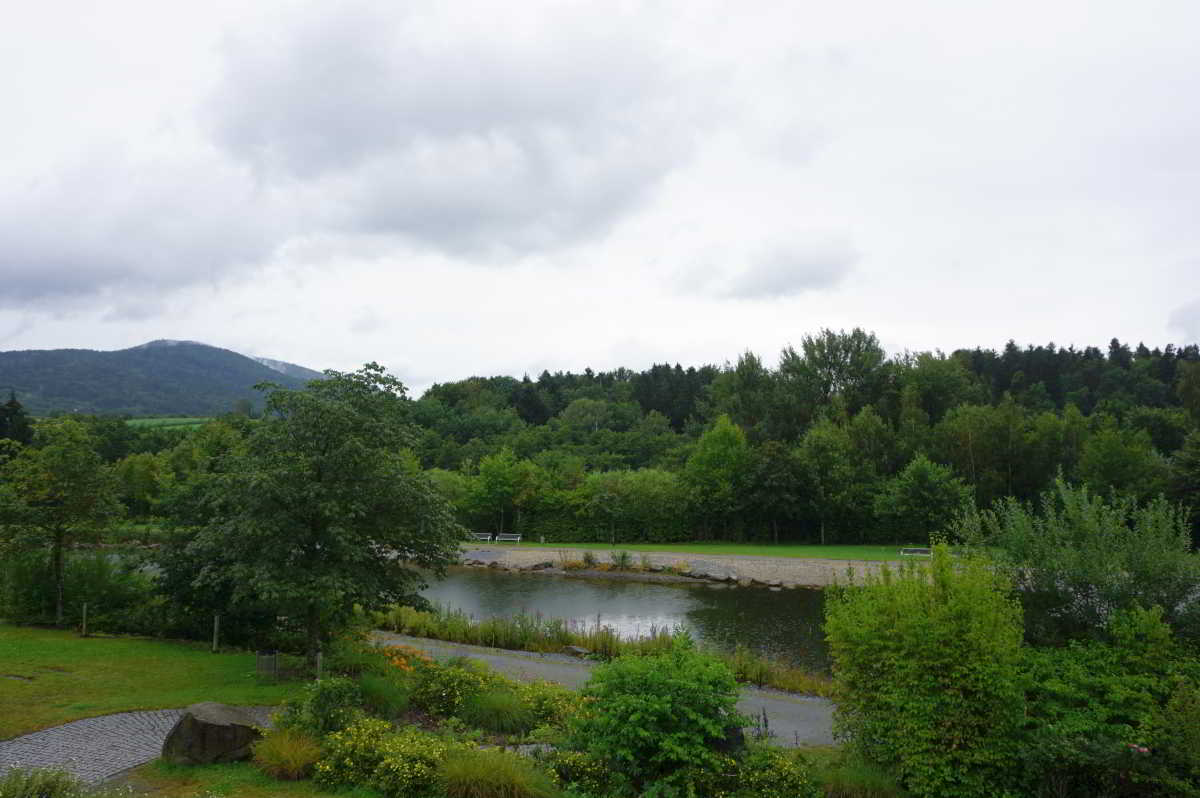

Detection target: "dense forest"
[11, 330, 1200, 547]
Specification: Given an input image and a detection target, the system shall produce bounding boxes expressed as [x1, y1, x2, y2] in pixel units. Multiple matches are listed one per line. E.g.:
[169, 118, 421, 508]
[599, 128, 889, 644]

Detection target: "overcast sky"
[3, 1, 1198, 392]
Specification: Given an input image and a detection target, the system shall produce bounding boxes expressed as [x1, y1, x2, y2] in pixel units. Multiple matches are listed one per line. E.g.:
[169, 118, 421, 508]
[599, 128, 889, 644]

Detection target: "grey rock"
[514, 743, 555, 758]
[161, 703, 263, 765]
[564, 645, 590, 657]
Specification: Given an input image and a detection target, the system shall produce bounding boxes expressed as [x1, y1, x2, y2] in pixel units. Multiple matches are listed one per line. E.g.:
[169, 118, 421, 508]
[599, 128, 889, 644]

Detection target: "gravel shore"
[460, 545, 886, 588]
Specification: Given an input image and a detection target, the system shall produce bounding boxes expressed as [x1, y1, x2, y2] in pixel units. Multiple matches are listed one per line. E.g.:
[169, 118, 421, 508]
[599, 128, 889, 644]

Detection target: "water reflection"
[420, 567, 829, 671]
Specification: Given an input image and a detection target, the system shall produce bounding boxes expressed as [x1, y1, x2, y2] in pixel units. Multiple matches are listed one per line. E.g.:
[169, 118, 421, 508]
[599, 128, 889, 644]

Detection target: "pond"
[420, 567, 830, 671]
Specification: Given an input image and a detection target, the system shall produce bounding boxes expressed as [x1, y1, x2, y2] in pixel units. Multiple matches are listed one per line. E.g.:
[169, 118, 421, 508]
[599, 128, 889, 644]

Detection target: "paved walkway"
[376, 632, 836, 748]
[0, 706, 273, 785]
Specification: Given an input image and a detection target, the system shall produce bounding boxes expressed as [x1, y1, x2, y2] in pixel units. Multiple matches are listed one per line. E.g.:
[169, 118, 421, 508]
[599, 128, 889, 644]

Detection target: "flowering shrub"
[372, 728, 471, 798]
[314, 718, 394, 788]
[410, 659, 502, 716]
[730, 746, 820, 798]
[316, 719, 470, 797]
[546, 750, 613, 797]
[519, 680, 577, 728]
[382, 644, 432, 672]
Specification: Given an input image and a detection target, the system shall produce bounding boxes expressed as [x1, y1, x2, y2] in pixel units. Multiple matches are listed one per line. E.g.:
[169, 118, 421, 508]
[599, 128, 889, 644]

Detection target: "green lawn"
[0, 625, 298, 739]
[125, 417, 212, 428]
[468, 541, 917, 561]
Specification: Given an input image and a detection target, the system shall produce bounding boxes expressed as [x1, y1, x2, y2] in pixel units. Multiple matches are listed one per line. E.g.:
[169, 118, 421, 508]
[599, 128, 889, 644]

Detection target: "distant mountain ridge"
[0, 340, 323, 416]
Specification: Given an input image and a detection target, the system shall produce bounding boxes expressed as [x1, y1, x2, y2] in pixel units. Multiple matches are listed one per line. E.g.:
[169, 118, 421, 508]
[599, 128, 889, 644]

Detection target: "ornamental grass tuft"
[439, 749, 561, 798]
[252, 727, 323, 780]
[459, 689, 534, 734]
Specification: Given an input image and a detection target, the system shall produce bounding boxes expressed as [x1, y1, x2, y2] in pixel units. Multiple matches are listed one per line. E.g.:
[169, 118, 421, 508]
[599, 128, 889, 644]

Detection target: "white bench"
[471, 532, 494, 542]
[495, 533, 522, 543]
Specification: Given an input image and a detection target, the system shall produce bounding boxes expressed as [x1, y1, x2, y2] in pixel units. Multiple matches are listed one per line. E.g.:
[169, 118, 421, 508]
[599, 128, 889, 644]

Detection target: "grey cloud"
[1168, 297, 1200, 342]
[725, 239, 857, 299]
[0, 150, 276, 309]
[209, 4, 702, 255]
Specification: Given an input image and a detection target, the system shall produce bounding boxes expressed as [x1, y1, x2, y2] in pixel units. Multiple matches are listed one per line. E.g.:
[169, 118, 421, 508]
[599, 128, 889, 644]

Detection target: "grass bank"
[373, 605, 834, 698]
[0, 625, 297, 739]
[467, 542, 911, 561]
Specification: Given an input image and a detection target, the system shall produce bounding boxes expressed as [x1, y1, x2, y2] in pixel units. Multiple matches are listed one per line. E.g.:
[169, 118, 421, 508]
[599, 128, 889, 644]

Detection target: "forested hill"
[0, 340, 322, 416]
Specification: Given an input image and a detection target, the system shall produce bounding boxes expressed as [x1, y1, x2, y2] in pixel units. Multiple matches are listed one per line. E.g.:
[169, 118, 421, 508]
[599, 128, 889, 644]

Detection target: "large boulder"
[161, 703, 263, 765]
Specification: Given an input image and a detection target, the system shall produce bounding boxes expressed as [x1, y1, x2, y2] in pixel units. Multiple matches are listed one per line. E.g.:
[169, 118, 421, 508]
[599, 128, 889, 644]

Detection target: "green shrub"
[581, 550, 598, 568]
[252, 727, 323, 780]
[460, 690, 534, 735]
[360, 672, 412, 719]
[327, 634, 394, 677]
[732, 746, 821, 798]
[1020, 609, 1199, 796]
[824, 545, 1024, 798]
[956, 479, 1200, 644]
[276, 676, 363, 735]
[569, 636, 745, 797]
[0, 549, 158, 634]
[439, 749, 561, 798]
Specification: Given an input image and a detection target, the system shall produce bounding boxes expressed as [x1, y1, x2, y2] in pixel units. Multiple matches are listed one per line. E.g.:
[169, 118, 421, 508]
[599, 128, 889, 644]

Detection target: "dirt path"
[374, 632, 836, 747]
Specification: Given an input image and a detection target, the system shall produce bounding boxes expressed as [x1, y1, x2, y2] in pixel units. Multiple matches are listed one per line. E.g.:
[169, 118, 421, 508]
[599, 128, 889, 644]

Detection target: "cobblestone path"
[0, 706, 273, 785]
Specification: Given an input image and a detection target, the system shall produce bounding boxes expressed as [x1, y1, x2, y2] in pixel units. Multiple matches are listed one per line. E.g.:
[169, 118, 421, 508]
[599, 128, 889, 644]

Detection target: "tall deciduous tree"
[796, 418, 860, 545]
[0, 418, 122, 625]
[683, 415, 750, 538]
[177, 364, 465, 666]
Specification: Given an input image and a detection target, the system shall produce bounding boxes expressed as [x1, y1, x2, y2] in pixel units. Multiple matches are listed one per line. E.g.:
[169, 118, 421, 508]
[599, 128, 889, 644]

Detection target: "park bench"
[471, 532, 494, 542]
[495, 533, 522, 543]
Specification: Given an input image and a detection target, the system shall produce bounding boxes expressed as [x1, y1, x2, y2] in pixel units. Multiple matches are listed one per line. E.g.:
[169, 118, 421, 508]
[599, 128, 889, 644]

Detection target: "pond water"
[420, 567, 830, 671]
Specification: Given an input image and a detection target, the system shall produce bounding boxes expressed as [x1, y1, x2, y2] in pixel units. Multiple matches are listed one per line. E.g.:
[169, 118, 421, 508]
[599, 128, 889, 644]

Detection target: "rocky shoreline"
[458, 545, 886, 588]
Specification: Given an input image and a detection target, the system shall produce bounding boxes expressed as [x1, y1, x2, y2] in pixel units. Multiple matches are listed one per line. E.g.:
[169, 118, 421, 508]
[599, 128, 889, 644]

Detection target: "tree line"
[4, 329, 1200, 550]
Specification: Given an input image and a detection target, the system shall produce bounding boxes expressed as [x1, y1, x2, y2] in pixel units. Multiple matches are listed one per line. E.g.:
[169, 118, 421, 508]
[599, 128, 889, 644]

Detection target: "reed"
[372, 604, 834, 697]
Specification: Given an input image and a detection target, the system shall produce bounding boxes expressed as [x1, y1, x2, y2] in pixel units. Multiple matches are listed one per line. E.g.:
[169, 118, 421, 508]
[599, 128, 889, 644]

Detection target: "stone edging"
[459, 545, 886, 588]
